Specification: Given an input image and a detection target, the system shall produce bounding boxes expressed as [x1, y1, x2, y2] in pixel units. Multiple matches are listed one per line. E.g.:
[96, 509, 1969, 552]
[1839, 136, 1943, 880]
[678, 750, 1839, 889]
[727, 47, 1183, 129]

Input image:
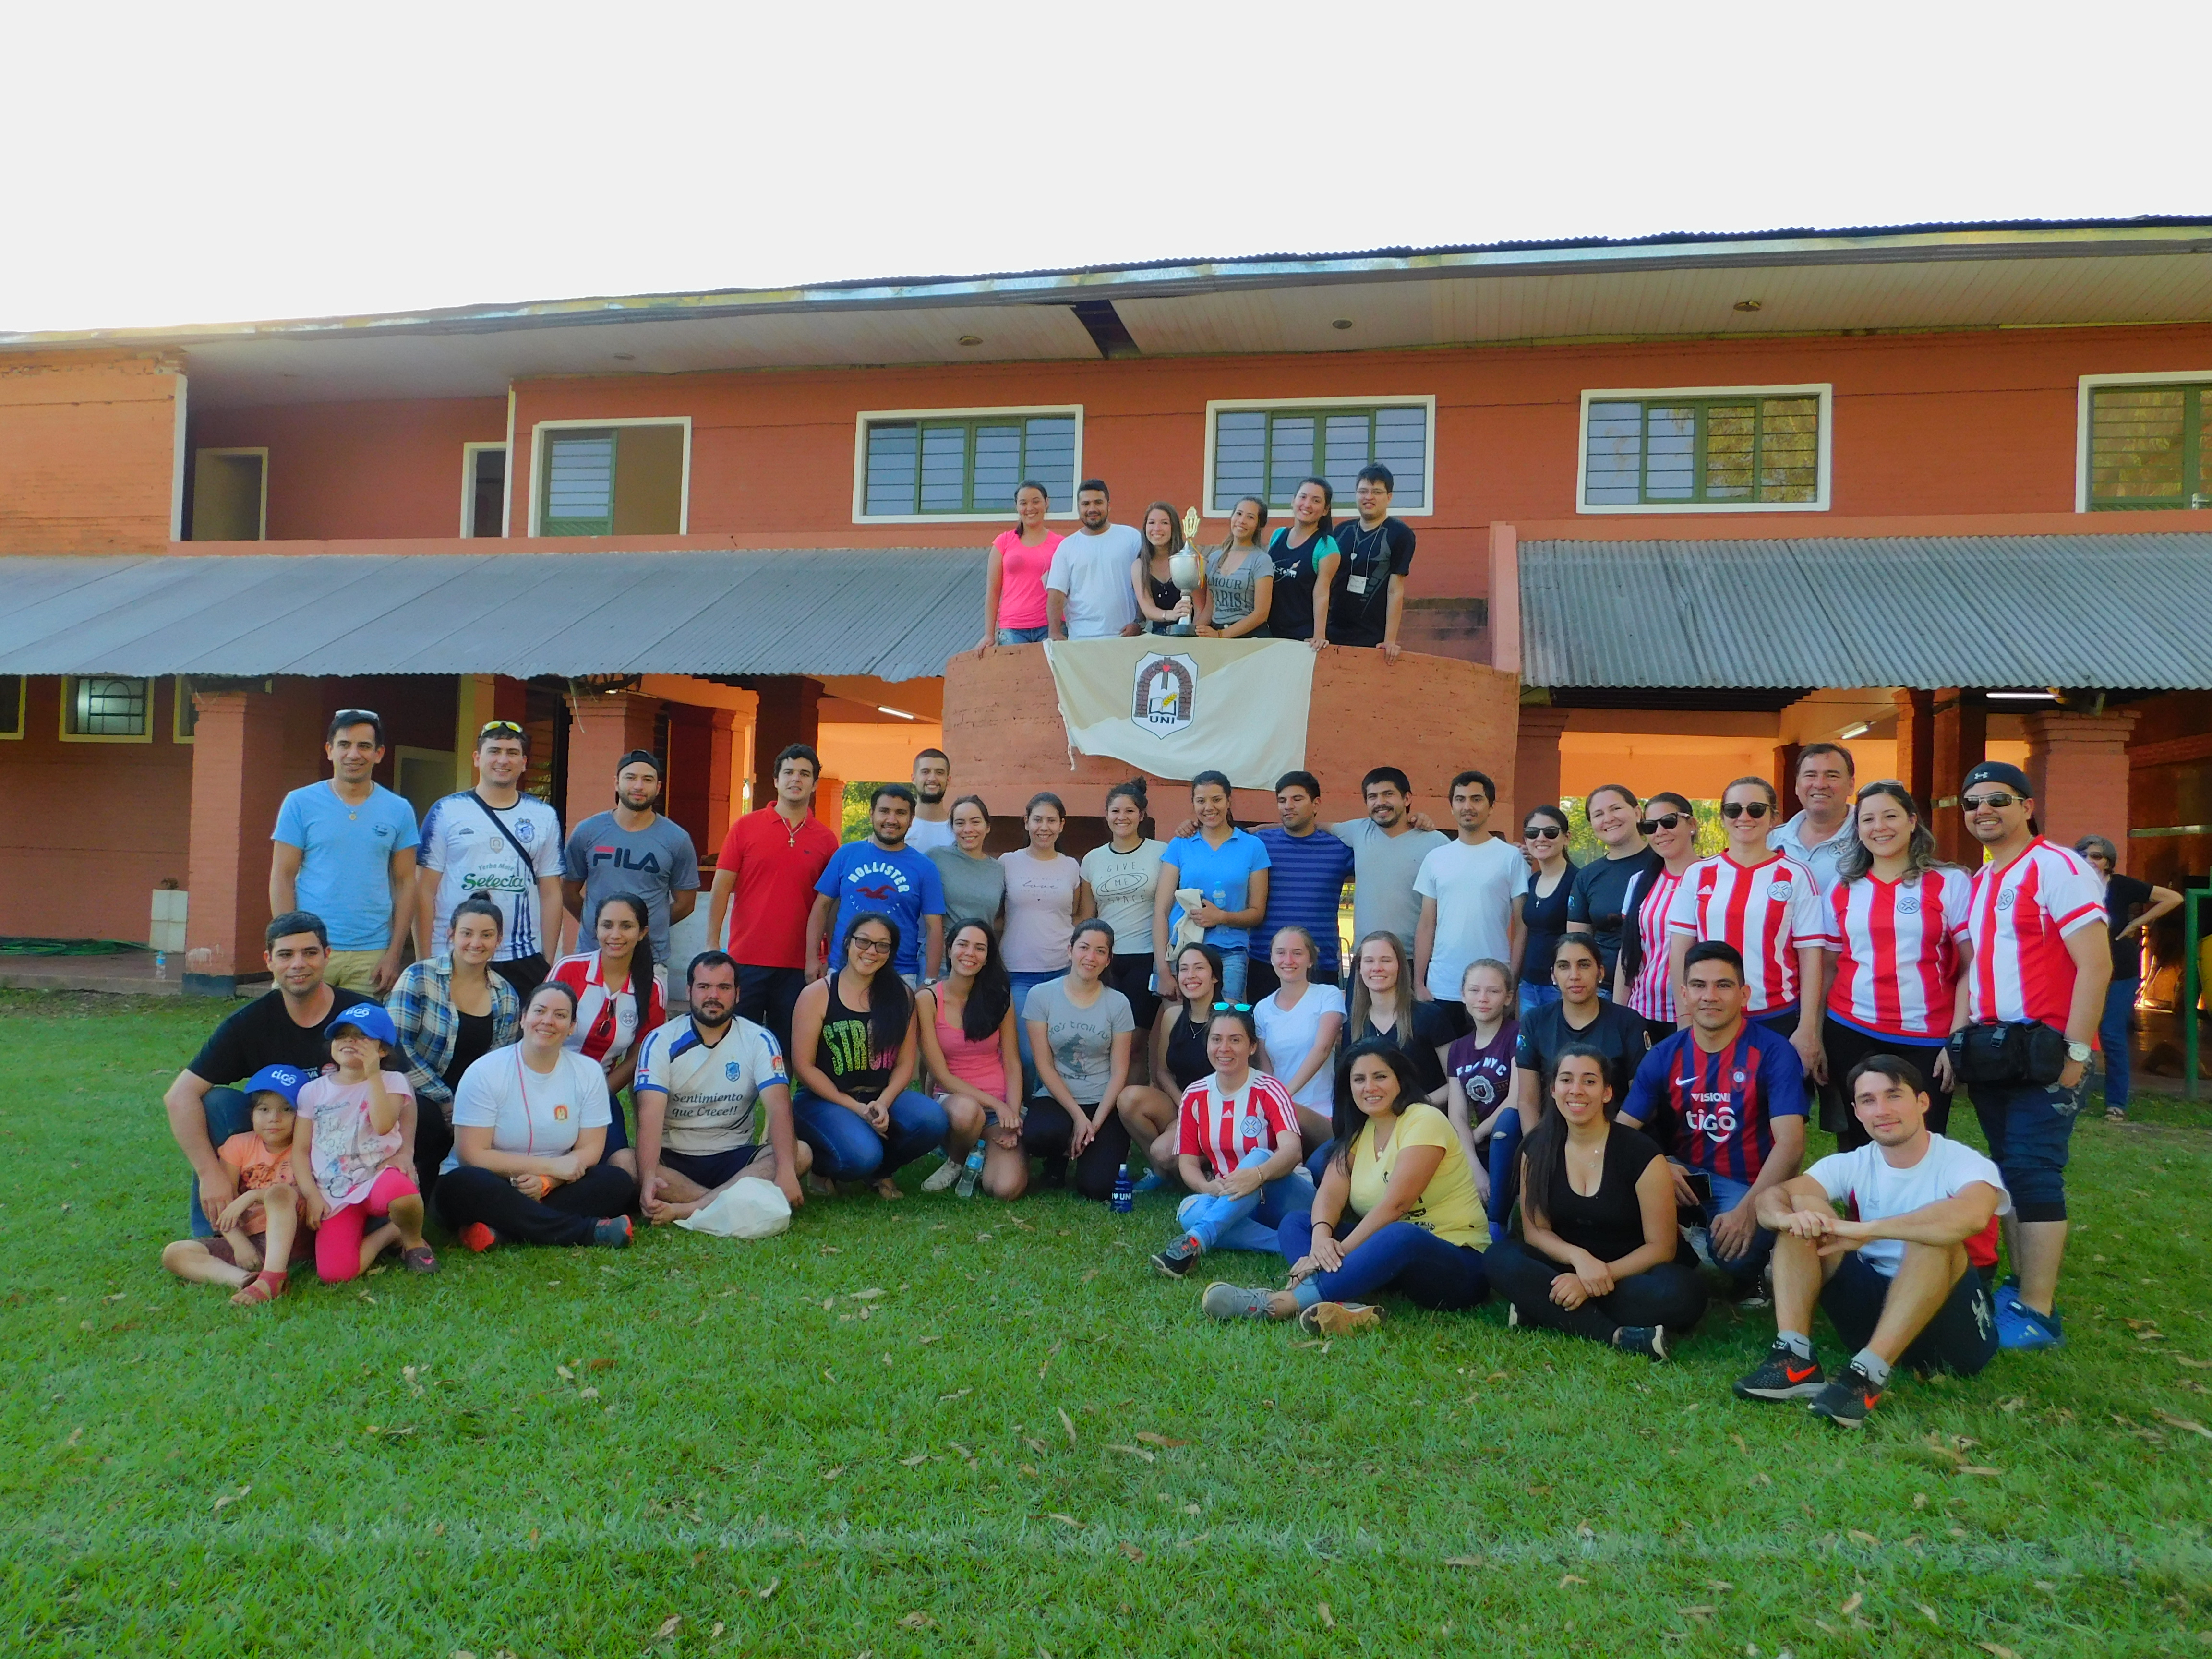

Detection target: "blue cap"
[241, 1063, 308, 1106]
[329, 1002, 399, 1047]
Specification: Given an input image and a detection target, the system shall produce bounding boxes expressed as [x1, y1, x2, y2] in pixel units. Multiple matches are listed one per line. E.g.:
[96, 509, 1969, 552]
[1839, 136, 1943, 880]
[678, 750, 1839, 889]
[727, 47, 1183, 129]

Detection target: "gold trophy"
[1166, 505, 1204, 637]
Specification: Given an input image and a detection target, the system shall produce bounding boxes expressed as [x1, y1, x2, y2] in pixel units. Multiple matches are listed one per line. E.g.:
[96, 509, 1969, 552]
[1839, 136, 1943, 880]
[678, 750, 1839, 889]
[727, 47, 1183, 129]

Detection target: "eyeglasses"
[1524, 825, 1563, 840]
[1719, 801, 1773, 821]
[1637, 813, 1687, 834]
[1211, 1001, 1253, 1012]
[848, 936, 894, 956]
[1961, 792, 2020, 812]
[479, 720, 525, 739]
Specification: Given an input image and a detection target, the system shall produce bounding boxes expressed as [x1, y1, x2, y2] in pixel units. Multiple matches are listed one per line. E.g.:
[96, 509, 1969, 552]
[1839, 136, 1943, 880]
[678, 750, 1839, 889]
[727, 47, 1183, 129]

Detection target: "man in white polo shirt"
[1045, 479, 1143, 640]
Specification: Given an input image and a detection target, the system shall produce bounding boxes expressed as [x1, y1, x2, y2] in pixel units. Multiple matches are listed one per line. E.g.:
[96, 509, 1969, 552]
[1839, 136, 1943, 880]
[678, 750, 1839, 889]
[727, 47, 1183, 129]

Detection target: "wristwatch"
[2066, 1041, 2092, 1064]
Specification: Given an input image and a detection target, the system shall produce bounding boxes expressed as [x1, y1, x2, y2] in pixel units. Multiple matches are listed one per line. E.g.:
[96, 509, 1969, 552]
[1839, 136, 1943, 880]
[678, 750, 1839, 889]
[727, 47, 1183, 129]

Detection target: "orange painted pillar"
[1931, 689, 1987, 866]
[2022, 709, 2140, 862]
[1514, 705, 1571, 822]
[564, 690, 662, 841]
[183, 685, 291, 995]
[1892, 688, 1936, 811]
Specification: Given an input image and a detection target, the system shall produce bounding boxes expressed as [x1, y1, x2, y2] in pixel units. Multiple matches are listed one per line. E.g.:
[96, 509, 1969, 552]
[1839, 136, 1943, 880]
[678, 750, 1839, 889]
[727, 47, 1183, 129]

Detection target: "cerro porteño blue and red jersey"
[1622, 1024, 1806, 1182]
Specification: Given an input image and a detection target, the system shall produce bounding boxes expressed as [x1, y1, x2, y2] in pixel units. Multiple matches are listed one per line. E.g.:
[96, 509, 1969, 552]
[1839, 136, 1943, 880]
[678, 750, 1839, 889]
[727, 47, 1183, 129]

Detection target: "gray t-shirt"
[1204, 545, 1267, 630]
[563, 810, 700, 959]
[929, 845, 1007, 931]
[1080, 838, 1166, 956]
[1330, 818, 1449, 956]
[1022, 977, 1135, 1105]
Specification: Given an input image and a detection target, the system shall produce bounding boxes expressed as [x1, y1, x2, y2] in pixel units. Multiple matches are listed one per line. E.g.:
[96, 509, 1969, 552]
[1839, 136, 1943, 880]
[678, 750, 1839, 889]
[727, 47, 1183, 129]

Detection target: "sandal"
[871, 1178, 905, 1202]
[230, 1271, 285, 1307]
[400, 1245, 440, 1274]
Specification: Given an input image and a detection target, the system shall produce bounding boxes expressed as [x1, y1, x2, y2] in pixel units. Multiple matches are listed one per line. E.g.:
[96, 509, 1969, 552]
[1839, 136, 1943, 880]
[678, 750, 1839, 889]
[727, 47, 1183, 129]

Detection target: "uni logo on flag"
[1131, 652, 1198, 738]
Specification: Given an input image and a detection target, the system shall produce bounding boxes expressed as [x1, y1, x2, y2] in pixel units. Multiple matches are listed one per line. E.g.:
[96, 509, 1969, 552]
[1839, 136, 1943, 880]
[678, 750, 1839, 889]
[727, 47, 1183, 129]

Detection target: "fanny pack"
[1946, 1020, 2067, 1087]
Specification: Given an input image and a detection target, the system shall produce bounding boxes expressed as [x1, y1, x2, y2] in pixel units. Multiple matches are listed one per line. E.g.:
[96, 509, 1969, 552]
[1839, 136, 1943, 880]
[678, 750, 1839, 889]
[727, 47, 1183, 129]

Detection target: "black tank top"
[1537, 1125, 1672, 1264]
[817, 975, 891, 1103]
[1162, 1005, 1210, 1092]
[1145, 559, 1182, 631]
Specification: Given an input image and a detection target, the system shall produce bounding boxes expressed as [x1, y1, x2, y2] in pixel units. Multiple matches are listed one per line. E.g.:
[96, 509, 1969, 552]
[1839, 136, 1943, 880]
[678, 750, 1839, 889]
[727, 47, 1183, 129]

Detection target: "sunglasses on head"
[479, 719, 525, 739]
[1719, 801, 1772, 821]
[1638, 812, 1687, 834]
[1211, 1001, 1253, 1013]
[332, 707, 381, 727]
[1961, 792, 2020, 812]
[1524, 824, 1563, 840]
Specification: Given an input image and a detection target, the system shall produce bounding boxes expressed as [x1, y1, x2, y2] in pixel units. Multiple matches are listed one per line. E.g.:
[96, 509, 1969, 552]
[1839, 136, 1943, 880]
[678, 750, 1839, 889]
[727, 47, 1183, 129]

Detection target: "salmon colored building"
[4, 219, 2211, 993]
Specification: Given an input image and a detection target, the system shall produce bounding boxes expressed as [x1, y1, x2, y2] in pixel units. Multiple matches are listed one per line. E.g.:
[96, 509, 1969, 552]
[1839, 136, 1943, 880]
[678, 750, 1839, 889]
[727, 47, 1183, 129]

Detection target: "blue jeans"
[1277, 1210, 1489, 1310]
[792, 1089, 950, 1181]
[186, 1087, 255, 1237]
[1695, 1171, 1774, 1286]
[1517, 982, 1561, 1019]
[1484, 1106, 1523, 1240]
[1175, 1147, 1314, 1253]
[997, 625, 1051, 645]
[2100, 978, 2139, 1111]
[1212, 947, 1250, 1005]
[1008, 969, 1060, 1097]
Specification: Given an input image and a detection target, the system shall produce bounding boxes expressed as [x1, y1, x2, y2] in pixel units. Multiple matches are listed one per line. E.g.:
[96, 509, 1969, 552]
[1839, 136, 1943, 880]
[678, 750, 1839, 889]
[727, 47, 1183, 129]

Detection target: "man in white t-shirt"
[415, 721, 566, 995]
[1045, 479, 1143, 640]
[904, 748, 955, 855]
[1412, 769, 1527, 1031]
[1733, 1053, 2007, 1429]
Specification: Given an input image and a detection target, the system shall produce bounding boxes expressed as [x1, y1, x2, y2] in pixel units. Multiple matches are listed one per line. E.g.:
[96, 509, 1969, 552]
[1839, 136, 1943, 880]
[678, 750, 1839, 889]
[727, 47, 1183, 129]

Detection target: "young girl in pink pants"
[293, 1003, 440, 1281]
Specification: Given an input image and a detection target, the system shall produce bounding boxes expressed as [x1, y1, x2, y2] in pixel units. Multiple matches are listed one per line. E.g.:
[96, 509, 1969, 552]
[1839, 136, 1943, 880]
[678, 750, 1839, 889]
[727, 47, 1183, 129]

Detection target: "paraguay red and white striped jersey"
[1622, 864, 1685, 1022]
[1963, 839, 2105, 1030]
[1177, 1071, 1299, 1179]
[1825, 867, 1972, 1041]
[1665, 852, 1833, 1015]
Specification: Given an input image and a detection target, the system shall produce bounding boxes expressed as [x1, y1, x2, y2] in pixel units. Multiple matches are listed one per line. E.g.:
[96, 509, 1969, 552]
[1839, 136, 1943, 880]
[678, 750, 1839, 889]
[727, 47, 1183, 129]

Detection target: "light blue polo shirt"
[272, 781, 420, 950]
[1162, 828, 1273, 952]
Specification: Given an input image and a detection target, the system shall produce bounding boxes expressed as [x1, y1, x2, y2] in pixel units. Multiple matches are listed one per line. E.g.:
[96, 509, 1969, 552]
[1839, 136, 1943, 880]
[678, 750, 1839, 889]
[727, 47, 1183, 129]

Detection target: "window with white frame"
[62, 676, 151, 740]
[1206, 401, 1431, 514]
[855, 410, 1080, 519]
[1579, 386, 1830, 511]
[531, 421, 686, 536]
[2081, 376, 2212, 510]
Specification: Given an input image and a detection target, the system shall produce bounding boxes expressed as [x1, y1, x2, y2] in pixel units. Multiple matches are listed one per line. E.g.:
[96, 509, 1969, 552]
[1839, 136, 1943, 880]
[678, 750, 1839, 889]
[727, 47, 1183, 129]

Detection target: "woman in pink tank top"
[915, 921, 1026, 1199]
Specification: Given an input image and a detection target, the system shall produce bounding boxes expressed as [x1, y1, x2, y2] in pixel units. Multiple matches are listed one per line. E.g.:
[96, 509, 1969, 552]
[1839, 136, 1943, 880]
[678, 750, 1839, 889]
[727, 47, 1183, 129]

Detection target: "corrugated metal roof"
[1520, 533, 2212, 690]
[0, 549, 983, 683]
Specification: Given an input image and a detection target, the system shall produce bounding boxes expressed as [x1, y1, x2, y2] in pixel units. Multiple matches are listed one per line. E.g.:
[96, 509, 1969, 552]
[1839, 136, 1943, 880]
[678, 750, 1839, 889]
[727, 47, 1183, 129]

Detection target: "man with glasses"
[271, 709, 420, 994]
[562, 749, 700, 966]
[1566, 783, 1661, 987]
[1948, 761, 2110, 1350]
[1770, 742, 1859, 895]
[416, 720, 565, 996]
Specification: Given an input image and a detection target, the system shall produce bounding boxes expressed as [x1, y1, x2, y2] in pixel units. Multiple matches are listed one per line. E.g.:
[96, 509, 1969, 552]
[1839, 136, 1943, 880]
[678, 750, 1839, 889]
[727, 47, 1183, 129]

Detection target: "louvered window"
[1584, 395, 1821, 506]
[2089, 383, 2212, 509]
[1209, 405, 1428, 512]
[861, 414, 1078, 516]
[541, 432, 617, 535]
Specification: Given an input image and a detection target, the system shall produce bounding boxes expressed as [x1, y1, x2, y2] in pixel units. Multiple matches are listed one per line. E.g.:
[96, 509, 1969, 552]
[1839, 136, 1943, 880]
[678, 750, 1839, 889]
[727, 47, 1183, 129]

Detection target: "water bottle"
[154, 953, 167, 981]
[1111, 1169, 1134, 1214]
[955, 1143, 986, 1199]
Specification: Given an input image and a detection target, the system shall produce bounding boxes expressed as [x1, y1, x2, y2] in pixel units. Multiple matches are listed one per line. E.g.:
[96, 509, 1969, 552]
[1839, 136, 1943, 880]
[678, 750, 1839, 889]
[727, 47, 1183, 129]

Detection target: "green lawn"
[4, 990, 2210, 1657]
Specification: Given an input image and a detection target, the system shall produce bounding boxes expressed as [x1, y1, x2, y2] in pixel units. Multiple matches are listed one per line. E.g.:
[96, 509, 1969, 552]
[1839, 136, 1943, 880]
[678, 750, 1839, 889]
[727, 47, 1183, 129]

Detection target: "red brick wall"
[0, 353, 180, 553]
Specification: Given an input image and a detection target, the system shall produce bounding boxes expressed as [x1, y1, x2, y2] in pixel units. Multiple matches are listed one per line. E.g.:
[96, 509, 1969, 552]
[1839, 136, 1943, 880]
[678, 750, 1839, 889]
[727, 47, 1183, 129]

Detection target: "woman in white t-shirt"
[1078, 779, 1166, 1063]
[433, 980, 639, 1252]
[1001, 792, 1085, 1094]
[1251, 926, 1345, 1154]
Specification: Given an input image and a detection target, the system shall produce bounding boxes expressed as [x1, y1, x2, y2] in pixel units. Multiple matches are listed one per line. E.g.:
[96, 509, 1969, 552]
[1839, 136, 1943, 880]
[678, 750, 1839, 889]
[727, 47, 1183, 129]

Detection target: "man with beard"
[162, 912, 348, 1236]
[563, 749, 699, 964]
[633, 951, 807, 1223]
[415, 719, 565, 996]
[1327, 766, 1446, 956]
[1044, 479, 1143, 640]
[904, 748, 956, 855]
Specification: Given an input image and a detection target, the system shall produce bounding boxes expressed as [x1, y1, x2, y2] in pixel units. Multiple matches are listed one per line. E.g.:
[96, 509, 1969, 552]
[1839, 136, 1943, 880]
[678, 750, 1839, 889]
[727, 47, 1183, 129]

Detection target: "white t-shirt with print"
[418, 791, 564, 961]
[444, 1046, 613, 1173]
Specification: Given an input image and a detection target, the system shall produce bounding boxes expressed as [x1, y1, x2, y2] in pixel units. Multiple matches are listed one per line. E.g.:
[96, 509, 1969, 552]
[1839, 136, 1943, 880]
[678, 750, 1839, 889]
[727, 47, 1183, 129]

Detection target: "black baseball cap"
[1960, 760, 2032, 798]
[615, 749, 663, 775]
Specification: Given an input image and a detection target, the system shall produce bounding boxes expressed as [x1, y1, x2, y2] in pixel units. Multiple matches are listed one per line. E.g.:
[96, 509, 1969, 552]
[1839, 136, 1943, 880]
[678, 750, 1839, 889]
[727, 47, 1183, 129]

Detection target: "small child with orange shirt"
[160, 1064, 312, 1306]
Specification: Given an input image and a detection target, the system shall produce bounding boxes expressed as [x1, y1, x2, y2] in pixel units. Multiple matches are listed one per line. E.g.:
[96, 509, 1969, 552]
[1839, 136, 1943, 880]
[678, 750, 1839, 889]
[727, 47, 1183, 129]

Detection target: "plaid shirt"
[387, 957, 520, 1117]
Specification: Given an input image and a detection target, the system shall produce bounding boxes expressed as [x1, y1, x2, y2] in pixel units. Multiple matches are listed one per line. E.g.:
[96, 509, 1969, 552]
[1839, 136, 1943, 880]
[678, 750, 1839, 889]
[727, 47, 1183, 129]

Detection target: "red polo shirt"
[716, 807, 839, 969]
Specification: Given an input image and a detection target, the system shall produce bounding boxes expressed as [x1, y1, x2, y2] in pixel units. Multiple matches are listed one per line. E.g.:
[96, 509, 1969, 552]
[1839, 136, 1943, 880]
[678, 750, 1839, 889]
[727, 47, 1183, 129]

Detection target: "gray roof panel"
[1521, 533, 2212, 690]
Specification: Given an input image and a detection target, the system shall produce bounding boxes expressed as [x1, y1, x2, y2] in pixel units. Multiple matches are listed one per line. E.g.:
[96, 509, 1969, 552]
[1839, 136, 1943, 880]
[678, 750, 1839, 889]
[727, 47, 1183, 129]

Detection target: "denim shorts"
[997, 625, 1051, 645]
[1972, 1075, 2084, 1222]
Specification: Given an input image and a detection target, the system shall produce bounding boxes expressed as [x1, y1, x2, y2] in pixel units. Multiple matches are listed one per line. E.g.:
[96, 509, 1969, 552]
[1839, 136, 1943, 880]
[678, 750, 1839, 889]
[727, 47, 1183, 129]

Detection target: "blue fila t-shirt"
[1621, 1023, 1807, 1183]
[815, 841, 947, 976]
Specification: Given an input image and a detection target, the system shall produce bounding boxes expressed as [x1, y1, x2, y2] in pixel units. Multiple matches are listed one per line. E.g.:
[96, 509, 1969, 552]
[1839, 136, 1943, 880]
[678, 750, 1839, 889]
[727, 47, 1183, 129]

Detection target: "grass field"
[4, 989, 2211, 1657]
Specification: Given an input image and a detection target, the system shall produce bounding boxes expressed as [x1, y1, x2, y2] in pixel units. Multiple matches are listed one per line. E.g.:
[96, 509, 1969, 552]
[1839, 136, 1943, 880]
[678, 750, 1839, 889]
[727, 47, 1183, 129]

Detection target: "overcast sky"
[7, 0, 2206, 333]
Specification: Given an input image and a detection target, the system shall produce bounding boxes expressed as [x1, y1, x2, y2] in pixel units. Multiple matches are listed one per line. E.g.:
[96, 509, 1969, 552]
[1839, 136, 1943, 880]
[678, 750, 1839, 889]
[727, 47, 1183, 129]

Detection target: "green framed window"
[2088, 383, 2212, 509]
[860, 413, 1078, 517]
[1583, 394, 1822, 506]
[1209, 404, 1429, 512]
[534, 424, 685, 537]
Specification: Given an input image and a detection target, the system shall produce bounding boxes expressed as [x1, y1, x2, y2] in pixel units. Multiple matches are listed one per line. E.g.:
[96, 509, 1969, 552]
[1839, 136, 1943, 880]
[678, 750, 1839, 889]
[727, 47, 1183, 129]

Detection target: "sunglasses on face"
[1719, 801, 1772, 821]
[1524, 825, 1563, 840]
[1638, 812, 1687, 834]
[1961, 792, 2020, 812]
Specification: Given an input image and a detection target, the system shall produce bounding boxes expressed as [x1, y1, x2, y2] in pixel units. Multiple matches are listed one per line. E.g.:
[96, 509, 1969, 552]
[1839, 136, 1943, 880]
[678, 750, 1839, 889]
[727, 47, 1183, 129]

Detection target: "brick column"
[184, 686, 290, 996]
[2022, 709, 2140, 855]
[1773, 742, 1805, 818]
[1930, 689, 1987, 865]
[665, 703, 739, 858]
[1892, 688, 1935, 809]
[748, 677, 823, 811]
[565, 690, 662, 839]
[1513, 705, 1571, 821]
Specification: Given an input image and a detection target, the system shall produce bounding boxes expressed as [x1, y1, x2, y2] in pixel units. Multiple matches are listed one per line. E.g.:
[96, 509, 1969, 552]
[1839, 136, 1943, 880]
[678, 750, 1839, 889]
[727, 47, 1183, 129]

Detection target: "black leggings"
[433, 1161, 638, 1247]
[1021, 1097, 1132, 1202]
[1819, 1018, 1952, 1150]
[1484, 1239, 1708, 1345]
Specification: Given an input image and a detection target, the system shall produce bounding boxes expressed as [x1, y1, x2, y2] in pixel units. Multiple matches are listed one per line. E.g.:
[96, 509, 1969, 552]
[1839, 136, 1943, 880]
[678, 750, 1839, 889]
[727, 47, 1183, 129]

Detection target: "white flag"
[1041, 637, 1314, 789]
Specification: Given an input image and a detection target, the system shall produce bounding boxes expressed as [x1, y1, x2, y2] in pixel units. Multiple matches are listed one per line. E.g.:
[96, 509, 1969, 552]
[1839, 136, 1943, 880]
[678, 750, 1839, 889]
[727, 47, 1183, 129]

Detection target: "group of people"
[157, 709, 2157, 1428]
[979, 469, 1416, 658]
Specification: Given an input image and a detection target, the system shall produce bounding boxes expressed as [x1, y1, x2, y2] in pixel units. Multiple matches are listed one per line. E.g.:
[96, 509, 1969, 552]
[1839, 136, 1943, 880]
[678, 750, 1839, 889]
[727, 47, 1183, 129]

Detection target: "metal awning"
[0, 548, 983, 683]
[1520, 532, 2212, 690]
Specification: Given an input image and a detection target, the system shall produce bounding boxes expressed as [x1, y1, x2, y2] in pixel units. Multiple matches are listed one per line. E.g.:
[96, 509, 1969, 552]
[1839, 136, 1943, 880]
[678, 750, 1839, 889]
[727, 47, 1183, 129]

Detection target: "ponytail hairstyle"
[1618, 792, 1693, 986]
[839, 911, 914, 1058]
[1012, 479, 1050, 535]
[592, 890, 655, 1003]
[446, 893, 506, 944]
[1228, 494, 1269, 549]
[1104, 777, 1150, 836]
[946, 919, 1011, 1043]
[1295, 475, 1334, 537]
[1834, 779, 1946, 885]
[1205, 1004, 1259, 1045]
[1518, 1042, 1617, 1229]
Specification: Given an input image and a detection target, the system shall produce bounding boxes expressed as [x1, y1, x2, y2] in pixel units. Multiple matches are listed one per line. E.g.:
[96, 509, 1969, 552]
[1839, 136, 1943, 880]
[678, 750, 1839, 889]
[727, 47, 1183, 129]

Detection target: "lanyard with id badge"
[1341, 522, 1392, 606]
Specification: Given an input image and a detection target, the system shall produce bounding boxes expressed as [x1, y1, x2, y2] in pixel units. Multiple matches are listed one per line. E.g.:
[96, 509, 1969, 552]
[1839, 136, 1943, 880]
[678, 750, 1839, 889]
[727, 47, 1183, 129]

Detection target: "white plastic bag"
[674, 1178, 792, 1239]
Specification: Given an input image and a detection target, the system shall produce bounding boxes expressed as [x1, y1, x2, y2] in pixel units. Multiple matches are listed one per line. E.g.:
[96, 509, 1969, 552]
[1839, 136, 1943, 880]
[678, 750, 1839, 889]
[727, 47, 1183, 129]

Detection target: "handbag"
[1946, 1020, 2067, 1087]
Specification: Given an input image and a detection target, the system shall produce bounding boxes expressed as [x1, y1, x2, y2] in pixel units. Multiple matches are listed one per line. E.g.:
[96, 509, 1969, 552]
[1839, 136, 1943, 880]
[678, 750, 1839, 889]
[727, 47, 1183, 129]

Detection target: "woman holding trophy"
[1131, 502, 1204, 635]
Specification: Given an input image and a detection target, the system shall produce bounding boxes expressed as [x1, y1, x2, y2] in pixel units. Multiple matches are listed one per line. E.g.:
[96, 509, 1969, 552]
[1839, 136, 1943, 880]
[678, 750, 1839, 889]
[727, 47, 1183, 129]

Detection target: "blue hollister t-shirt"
[815, 840, 947, 977]
[1162, 828, 1273, 953]
[1251, 824, 1354, 974]
[272, 781, 420, 951]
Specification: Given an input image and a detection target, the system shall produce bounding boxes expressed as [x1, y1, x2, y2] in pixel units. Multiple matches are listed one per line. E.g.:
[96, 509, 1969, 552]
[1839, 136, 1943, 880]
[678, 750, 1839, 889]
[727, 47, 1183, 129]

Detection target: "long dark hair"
[1519, 1042, 1616, 1228]
[946, 919, 1011, 1043]
[1292, 475, 1334, 538]
[1834, 779, 1946, 885]
[1617, 792, 1693, 985]
[839, 910, 914, 1057]
[1329, 1038, 1420, 1172]
[1170, 941, 1225, 1012]
[594, 890, 655, 1004]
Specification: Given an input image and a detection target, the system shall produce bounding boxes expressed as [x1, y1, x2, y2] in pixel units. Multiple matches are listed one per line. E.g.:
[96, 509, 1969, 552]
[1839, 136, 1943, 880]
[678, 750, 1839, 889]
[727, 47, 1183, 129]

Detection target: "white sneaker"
[919, 1156, 963, 1193]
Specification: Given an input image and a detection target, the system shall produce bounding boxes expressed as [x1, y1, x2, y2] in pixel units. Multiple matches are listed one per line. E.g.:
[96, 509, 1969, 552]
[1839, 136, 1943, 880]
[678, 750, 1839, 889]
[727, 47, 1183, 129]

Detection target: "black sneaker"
[1615, 1324, 1669, 1362]
[1151, 1235, 1204, 1278]
[1732, 1340, 1826, 1401]
[1807, 1363, 1882, 1429]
